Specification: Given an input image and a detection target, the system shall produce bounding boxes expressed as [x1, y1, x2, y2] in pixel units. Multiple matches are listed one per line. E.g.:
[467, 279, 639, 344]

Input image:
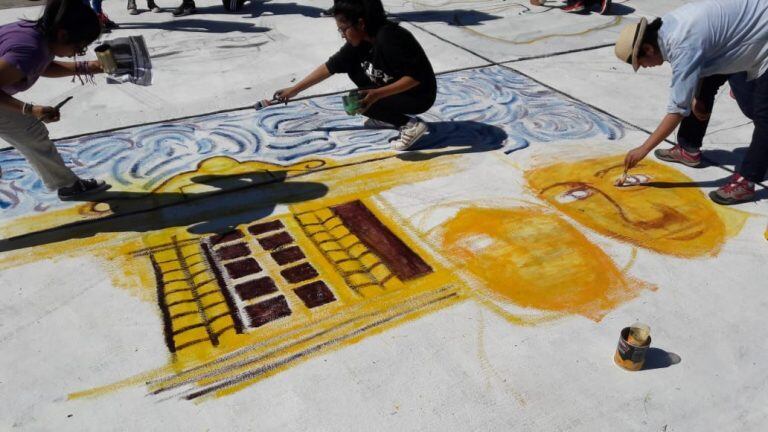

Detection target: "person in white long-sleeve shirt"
[615, 0, 768, 204]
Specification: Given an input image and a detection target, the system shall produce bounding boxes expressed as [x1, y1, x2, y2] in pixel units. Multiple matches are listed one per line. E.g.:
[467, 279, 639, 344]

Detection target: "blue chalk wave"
[0, 66, 623, 220]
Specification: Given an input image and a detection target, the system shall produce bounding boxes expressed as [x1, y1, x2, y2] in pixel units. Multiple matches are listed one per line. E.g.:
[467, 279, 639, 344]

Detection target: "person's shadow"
[398, 121, 507, 161]
[391, 9, 502, 26]
[0, 170, 328, 253]
[119, 19, 270, 33]
[189, 0, 326, 18]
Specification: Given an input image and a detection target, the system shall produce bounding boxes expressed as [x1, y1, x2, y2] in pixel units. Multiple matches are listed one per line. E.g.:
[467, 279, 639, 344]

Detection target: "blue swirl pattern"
[0, 66, 623, 221]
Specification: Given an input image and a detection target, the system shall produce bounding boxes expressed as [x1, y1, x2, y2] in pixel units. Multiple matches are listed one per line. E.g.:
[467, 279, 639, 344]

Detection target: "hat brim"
[631, 17, 648, 72]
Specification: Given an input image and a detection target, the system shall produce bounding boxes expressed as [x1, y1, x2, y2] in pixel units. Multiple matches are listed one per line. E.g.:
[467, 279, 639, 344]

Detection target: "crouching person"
[273, 0, 437, 150]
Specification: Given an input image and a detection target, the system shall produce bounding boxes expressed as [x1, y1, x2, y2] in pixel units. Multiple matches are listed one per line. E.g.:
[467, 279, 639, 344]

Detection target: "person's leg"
[656, 74, 729, 167]
[710, 72, 768, 204]
[172, 0, 195, 16]
[728, 72, 754, 120]
[363, 90, 434, 126]
[365, 91, 435, 150]
[90, 0, 103, 14]
[681, 74, 729, 151]
[737, 74, 768, 183]
[0, 111, 79, 191]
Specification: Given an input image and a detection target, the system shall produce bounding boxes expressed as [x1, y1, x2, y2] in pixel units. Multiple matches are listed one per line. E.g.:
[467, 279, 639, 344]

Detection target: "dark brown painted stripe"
[332, 201, 432, 280]
[215, 243, 251, 261]
[150, 254, 177, 354]
[235, 277, 278, 301]
[280, 262, 319, 284]
[257, 231, 294, 251]
[210, 230, 245, 245]
[294, 281, 336, 308]
[245, 296, 292, 328]
[270, 246, 305, 265]
[201, 241, 244, 334]
[224, 258, 261, 279]
[248, 220, 285, 236]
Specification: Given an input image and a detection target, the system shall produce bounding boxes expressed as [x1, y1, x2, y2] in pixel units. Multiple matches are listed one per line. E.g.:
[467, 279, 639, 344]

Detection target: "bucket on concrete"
[614, 323, 651, 371]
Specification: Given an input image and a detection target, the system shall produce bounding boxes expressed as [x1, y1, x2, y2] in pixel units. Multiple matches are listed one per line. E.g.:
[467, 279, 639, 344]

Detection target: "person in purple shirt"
[0, 0, 110, 201]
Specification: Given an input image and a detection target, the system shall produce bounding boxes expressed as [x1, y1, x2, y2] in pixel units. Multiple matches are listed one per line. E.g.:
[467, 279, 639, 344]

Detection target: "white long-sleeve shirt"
[658, 0, 768, 116]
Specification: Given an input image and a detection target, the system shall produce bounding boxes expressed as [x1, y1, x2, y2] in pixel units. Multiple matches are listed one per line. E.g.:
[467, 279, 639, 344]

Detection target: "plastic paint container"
[614, 323, 651, 371]
[342, 90, 362, 115]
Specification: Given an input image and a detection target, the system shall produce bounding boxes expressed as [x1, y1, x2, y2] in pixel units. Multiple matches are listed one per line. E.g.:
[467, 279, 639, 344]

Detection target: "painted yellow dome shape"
[526, 156, 733, 258]
[441, 207, 648, 321]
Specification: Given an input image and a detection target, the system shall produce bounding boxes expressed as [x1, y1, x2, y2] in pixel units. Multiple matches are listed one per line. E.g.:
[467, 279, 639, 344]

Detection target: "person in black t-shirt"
[273, 0, 437, 150]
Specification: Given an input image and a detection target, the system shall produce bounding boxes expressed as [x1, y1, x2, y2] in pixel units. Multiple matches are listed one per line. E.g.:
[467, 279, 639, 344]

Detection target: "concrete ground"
[1, 0, 767, 430]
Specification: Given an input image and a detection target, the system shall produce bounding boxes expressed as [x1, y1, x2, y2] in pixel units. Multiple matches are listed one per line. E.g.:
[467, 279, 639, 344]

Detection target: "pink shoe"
[563, 0, 586, 12]
[654, 144, 702, 167]
[709, 173, 755, 205]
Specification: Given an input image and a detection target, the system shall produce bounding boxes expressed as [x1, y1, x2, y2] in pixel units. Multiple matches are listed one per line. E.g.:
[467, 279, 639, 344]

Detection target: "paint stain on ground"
[441, 206, 650, 320]
[526, 156, 748, 258]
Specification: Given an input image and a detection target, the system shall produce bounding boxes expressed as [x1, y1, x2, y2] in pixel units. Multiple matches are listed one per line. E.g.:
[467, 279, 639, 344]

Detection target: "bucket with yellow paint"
[614, 324, 651, 371]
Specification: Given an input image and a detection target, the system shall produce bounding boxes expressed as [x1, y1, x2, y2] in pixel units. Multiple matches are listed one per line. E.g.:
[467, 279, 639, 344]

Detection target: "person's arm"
[274, 64, 332, 101]
[41, 60, 103, 78]
[624, 113, 684, 169]
[359, 76, 419, 109]
[0, 59, 59, 122]
[624, 49, 701, 170]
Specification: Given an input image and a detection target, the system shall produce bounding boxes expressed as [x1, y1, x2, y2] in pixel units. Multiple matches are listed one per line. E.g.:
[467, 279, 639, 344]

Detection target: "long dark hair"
[332, 0, 391, 37]
[30, 0, 101, 45]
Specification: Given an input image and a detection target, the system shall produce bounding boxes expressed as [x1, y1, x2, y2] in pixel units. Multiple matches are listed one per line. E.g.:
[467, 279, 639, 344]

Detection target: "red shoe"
[654, 144, 702, 167]
[709, 173, 756, 205]
[563, 0, 586, 12]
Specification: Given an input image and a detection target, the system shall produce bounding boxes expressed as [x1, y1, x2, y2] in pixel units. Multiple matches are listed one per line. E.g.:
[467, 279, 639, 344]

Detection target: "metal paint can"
[94, 44, 118, 74]
[614, 324, 651, 371]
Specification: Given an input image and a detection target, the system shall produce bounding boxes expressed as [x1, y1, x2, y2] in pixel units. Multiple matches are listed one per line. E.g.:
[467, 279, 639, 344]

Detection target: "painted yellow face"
[526, 156, 728, 258]
[441, 207, 648, 321]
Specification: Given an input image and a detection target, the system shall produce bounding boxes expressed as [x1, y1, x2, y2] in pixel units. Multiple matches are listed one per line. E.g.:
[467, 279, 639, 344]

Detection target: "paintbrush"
[253, 97, 281, 110]
[614, 168, 629, 187]
[54, 96, 73, 110]
[42, 96, 73, 121]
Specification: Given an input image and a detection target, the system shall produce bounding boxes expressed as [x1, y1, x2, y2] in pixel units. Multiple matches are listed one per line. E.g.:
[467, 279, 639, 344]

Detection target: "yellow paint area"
[439, 206, 649, 321]
[526, 156, 747, 258]
[9, 151, 741, 402]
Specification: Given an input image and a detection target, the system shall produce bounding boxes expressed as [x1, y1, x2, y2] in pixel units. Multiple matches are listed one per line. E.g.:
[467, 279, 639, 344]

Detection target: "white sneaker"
[363, 118, 395, 129]
[391, 120, 427, 151]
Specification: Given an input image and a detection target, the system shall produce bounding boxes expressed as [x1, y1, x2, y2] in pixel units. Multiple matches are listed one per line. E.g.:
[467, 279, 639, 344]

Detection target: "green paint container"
[342, 90, 362, 115]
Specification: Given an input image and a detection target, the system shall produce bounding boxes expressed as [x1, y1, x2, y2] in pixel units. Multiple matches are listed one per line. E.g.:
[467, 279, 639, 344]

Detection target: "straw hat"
[615, 17, 648, 71]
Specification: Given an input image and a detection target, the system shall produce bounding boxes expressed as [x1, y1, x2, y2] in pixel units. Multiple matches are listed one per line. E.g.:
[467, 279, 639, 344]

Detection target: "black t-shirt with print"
[325, 22, 437, 97]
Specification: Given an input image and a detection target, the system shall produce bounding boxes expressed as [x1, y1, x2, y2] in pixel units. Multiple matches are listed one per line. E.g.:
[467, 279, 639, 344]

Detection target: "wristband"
[22, 102, 33, 116]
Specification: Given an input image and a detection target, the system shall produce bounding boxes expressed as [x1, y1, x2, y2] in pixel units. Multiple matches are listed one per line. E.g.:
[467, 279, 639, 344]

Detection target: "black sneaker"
[57, 179, 111, 201]
[173, 3, 196, 16]
[320, 7, 333, 17]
